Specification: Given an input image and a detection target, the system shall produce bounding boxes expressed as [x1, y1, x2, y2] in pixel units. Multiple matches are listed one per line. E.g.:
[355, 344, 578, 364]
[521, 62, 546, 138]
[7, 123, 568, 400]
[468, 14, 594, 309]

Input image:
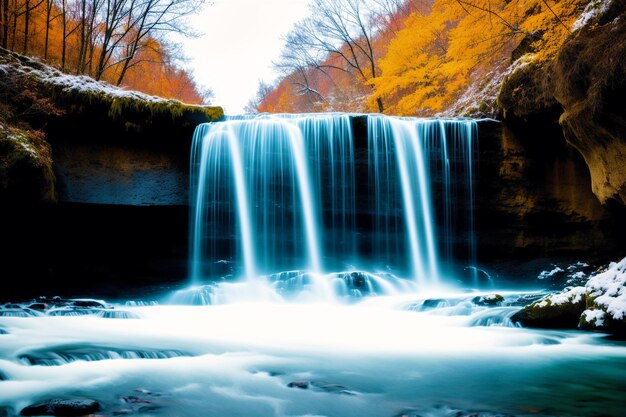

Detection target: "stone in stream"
[0, 328, 8, 335]
[287, 381, 309, 389]
[71, 300, 108, 309]
[310, 382, 357, 395]
[472, 294, 504, 306]
[420, 299, 449, 310]
[20, 399, 101, 416]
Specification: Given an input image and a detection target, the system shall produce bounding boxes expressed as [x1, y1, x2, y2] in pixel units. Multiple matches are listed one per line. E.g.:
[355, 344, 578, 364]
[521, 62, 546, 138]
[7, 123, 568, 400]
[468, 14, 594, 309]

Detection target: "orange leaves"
[261, 0, 589, 116]
[370, 0, 589, 115]
[2, 0, 205, 103]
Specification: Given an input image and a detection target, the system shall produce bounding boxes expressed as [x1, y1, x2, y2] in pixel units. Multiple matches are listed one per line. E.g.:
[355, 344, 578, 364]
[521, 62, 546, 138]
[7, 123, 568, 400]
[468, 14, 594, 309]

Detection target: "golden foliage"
[369, 0, 588, 115]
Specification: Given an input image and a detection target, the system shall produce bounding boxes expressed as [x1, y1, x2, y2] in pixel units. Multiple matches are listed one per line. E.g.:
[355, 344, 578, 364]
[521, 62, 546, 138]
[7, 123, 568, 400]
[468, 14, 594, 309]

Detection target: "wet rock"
[0, 328, 8, 335]
[120, 396, 151, 404]
[472, 294, 504, 306]
[27, 303, 48, 311]
[420, 299, 449, 311]
[511, 288, 587, 329]
[287, 381, 309, 389]
[20, 399, 101, 416]
[71, 299, 108, 309]
[311, 382, 356, 395]
[0, 370, 7, 380]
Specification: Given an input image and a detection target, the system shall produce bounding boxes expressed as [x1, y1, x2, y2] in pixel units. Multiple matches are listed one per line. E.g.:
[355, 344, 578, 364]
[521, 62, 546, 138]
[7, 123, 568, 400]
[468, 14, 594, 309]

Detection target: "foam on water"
[1, 298, 626, 416]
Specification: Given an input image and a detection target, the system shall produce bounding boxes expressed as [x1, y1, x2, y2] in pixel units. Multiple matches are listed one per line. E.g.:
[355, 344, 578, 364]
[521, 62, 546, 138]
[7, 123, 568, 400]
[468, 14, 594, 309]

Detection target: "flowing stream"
[1, 114, 625, 417]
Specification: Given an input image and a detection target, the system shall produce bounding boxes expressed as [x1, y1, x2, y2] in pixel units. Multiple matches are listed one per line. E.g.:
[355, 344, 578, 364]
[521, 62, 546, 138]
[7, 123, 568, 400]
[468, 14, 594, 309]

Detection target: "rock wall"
[475, 120, 626, 266]
[552, 1, 626, 205]
[498, 1, 626, 208]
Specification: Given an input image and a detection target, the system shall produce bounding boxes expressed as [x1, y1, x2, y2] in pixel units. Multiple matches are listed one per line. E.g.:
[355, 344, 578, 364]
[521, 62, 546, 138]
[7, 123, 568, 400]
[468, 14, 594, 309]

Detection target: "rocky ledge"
[512, 256, 626, 336]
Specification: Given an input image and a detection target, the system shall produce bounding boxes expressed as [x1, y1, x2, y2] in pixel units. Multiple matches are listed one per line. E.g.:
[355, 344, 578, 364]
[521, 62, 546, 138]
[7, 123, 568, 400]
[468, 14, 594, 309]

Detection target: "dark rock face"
[20, 399, 101, 416]
[474, 121, 626, 263]
[552, 2, 626, 206]
[497, 59, 559, 121]
[511, 296, 586, 329]
[0, 126, 56, 204]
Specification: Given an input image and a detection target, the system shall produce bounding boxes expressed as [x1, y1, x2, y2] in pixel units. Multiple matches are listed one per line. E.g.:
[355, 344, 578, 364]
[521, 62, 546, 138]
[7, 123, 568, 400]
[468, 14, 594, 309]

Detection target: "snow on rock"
[586, 257, 626, 320]
[517, 256, 626, 334]
[536, 286, 586, 307]
[538, 266, 564, 280]
[438, 57, 527, 118]
[572, 0, 614, 31]
[581, 309, 606, 327]
[0, 48, 222, 121]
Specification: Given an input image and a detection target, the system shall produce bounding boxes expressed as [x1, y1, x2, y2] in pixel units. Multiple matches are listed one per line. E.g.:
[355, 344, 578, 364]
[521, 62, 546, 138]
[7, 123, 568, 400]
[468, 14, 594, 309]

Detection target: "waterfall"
[190, 114, 477, 286]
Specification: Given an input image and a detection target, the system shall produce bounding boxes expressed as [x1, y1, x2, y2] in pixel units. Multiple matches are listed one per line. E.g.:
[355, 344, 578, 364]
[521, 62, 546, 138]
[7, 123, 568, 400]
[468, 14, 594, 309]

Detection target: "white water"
[190, 114, 477, 285]
[1, 296, 626, 417]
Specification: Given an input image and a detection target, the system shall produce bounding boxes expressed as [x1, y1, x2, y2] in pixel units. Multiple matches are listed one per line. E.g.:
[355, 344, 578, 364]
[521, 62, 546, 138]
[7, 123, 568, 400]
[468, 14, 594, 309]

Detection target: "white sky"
[178, 0, 312, 114]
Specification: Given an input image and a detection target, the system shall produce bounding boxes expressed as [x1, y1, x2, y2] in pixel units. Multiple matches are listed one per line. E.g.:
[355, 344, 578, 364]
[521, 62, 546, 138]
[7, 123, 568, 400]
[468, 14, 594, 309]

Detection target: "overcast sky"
[178, 0, 312, 114]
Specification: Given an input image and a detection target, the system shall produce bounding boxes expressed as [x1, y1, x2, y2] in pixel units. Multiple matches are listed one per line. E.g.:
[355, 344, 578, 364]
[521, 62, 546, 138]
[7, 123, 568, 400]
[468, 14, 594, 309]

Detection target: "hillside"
[0, 48, 223, 203]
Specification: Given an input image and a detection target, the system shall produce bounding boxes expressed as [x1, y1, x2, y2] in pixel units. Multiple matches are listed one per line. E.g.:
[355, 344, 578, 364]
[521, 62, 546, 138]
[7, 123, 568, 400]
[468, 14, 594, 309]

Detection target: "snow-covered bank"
[513, 257, 626, 335]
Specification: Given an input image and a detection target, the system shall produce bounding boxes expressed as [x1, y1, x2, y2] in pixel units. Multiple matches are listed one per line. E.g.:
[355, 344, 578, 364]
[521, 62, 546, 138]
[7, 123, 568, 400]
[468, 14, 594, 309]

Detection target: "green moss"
[0, 125, 56, 203]
[0, 47, 224, 138]
[511, 293, 587, 329]
[472, 294, 504, 306]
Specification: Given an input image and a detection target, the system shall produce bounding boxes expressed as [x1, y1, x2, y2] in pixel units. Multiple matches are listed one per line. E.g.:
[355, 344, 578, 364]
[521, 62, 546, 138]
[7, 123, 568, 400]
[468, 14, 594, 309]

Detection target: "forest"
[249, 0, 590, 116]
[0, 0, 211, 103]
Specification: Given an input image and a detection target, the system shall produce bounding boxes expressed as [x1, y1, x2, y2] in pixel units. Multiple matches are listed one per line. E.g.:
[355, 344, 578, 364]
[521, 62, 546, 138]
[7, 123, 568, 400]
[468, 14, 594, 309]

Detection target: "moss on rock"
[0, 124, 55, 203]
[496, 58, 559, 120]
[0, 47, 224, 138]
[511, 288, 587, 329]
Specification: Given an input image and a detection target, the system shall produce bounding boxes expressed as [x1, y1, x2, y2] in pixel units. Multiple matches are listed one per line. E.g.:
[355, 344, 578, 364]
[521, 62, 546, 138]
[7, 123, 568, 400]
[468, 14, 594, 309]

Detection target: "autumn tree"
[368, 0, 588, 115]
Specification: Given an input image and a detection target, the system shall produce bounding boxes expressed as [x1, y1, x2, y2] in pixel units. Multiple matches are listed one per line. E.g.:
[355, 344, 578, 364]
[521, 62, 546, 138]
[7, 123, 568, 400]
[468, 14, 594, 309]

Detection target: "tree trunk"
[11, 12, 17, 50]
[77, 0, 86, 72]
[23, 0, 29, 53]
[61, 0, 66, 71]
[1, 0, 6, 49]
[43, 1, 51, 59]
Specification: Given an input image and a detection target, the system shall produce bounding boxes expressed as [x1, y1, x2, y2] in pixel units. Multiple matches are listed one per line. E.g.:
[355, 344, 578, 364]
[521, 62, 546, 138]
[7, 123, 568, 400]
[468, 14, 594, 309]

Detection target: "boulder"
[20, 399, 101, 416]
[472, 294, 504, 306]
[511, 287, 587, 329]
[287, 381, 309, 389]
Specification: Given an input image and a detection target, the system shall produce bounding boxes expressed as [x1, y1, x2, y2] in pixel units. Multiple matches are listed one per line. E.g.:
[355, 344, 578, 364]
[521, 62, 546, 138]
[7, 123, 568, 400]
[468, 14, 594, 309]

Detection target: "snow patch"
[582, 309, 606, 327]
[586, 257, 626, 320]
[538, 266, 564, 280]
[572, 0, 613, 31]
[536, 286, 586, 307]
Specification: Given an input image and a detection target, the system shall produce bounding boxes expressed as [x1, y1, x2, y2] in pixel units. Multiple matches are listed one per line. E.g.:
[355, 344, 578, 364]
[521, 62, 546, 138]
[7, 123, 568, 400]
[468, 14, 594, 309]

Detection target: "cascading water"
[189, 113, 477, 293]
[5, 113, 626, 417]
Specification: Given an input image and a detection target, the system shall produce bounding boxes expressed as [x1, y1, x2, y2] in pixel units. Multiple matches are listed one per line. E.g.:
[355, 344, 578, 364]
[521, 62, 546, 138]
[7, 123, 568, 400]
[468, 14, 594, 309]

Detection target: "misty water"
[1, 114, 626, 417]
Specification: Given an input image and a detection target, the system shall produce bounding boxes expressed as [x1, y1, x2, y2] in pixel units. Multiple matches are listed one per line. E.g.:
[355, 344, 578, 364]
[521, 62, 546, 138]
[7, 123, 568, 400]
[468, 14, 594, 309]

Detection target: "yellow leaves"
[370, 0, 589, 115]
